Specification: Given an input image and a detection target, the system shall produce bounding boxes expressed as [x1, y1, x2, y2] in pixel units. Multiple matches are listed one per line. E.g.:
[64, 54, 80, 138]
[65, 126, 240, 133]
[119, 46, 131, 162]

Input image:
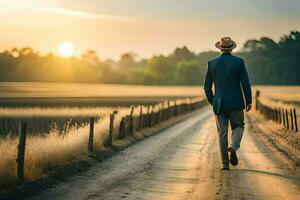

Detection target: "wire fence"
[255, 90, 298, 132]
[14, 98, 208, 180]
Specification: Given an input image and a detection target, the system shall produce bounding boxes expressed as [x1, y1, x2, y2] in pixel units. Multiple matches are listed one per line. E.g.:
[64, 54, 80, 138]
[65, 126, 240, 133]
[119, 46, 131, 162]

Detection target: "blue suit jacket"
[204, 53, 252, 114]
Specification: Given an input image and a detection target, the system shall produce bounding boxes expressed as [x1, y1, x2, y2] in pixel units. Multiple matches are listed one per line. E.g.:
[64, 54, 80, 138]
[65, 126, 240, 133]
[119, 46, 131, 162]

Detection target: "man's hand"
[245, 104, 252, 112]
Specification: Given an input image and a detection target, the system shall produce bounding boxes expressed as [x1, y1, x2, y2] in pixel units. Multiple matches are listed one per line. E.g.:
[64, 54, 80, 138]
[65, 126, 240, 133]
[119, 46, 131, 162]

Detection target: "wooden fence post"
[278, 108, 281, 124]
[174, 101, 178, 117]
[138, 107, 143, 131]
[118, 117, 125, 139]
[293, 109, 298, 132]
[125, 116, 130, 137]
[167, 101, 170, 120]
[157, 104, 161, 123]
[278, 108, 281, 123]
[163, 102, 166, 121]
[149, 106, 154, 127]
[129, 107, 135, 135]
[162, 103, 165, 121]
[190, 98, 194, 111]
[282, 108, 286, 128]
[255, 90, 260, 110]
[285, 109, 289, 129]
[88, 117, 95, 152]
[17, 121, 27, 180]
[108, 113, 115, 146]
[290, 109, 294, 131]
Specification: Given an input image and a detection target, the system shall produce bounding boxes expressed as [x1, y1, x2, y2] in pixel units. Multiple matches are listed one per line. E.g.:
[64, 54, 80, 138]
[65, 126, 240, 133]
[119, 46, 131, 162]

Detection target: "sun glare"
[58, 42, 75, 57]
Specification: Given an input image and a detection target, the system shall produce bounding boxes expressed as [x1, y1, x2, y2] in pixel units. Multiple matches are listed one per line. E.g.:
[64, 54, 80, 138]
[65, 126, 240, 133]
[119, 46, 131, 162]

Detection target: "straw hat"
[215, 37, 237, 51]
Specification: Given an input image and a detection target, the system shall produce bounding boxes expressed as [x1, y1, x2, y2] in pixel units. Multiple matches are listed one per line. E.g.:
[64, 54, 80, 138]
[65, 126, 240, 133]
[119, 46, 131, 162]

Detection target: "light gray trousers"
[215, 110, 245, 165]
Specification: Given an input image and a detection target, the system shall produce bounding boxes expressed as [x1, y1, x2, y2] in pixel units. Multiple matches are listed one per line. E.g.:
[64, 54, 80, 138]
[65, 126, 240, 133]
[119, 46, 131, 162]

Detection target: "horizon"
[1, 0, 300, 59]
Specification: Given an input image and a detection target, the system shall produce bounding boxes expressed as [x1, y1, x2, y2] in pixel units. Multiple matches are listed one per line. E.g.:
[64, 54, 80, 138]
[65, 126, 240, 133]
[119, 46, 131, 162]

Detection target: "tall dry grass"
[0, 99, 192, 190]
[0, 107, 131, 189]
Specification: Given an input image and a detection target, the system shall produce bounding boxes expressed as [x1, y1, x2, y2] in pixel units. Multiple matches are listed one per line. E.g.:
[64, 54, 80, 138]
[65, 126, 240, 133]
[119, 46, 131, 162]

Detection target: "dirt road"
[29, 108, 300, 200]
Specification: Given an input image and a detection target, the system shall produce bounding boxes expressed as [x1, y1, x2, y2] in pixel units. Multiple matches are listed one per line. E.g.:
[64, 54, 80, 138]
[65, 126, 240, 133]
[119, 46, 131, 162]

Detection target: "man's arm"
[204, 62, 214, 105]
[240, 60, 252, 110]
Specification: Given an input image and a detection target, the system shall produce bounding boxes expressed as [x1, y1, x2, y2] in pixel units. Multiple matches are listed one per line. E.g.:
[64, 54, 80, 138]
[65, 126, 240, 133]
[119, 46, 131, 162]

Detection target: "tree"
[144, 55, 175, 85]
[118, 53, 138, 68]
[81, 50, 100, 66]
[170, 46, 196, 63]
[176, 60, 203, 85]
[240, 31, 300, 85]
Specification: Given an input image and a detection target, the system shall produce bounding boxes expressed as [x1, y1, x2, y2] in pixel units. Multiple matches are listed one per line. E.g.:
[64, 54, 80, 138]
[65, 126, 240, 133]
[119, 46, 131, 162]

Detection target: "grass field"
[0, 82, 203, 107]
[1, 82, 298, 104]
[254, 86, 300, 105]
[0, 82, 203, 98]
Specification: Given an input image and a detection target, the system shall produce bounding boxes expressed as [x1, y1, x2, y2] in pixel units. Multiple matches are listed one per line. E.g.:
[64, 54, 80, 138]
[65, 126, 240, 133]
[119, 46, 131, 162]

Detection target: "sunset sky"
[0, 0, 300, 59]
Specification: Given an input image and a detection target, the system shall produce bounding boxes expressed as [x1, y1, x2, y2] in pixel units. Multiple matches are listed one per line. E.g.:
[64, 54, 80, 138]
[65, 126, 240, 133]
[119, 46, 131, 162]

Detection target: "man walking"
[204, 37, 252, 170]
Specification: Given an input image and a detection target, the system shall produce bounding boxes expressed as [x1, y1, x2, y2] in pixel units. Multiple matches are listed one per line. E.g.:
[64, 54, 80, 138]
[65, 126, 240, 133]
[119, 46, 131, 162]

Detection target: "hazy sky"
[0, 0, 300, 59]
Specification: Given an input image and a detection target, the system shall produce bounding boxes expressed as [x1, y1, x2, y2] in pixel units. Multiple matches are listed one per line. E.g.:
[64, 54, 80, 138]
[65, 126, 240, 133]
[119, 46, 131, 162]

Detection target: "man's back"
[204, 53, 252, 114]
[205, 37, 252, 170]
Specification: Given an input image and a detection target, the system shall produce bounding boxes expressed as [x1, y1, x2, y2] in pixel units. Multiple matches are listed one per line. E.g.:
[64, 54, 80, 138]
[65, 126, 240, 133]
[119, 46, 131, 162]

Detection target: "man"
[204, 37, 252, 170]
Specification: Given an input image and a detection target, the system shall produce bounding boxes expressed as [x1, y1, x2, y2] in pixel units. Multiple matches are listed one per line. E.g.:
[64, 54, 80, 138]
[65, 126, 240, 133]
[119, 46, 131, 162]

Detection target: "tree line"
[0, 31, 299, 85]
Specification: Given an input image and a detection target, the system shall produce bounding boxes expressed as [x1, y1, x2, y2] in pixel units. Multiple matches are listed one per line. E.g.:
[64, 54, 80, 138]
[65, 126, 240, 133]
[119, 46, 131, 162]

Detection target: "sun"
[58, 42, 75, 57]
